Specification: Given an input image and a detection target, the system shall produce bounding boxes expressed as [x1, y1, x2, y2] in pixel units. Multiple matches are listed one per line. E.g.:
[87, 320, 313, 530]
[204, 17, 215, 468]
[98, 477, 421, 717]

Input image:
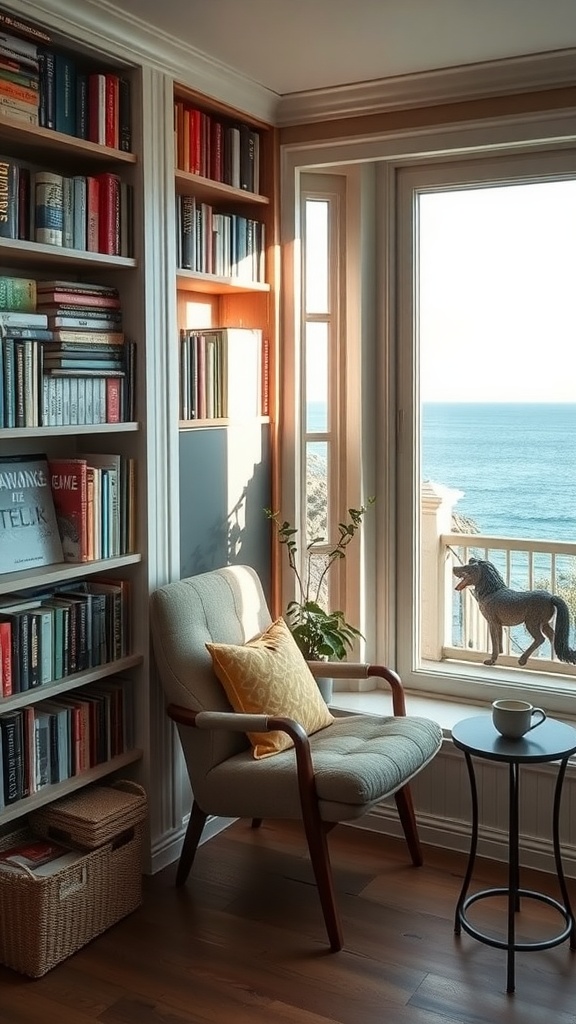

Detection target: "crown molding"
[277, 49, 576, 127]
[5, 0, 281, 124]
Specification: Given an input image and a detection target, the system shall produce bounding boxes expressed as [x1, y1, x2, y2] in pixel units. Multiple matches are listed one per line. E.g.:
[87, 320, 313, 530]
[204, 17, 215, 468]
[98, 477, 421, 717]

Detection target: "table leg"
[507, 761, 520, 993]
[455, 750, 478, 934]
[552, 757, 576, 950]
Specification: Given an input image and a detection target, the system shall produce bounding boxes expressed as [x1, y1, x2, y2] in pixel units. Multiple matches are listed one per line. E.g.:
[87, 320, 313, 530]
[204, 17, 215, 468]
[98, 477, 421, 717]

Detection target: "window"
[296, 174, 349, 617]
[283, 111, 576, 715]
[395, 150, 576, 712]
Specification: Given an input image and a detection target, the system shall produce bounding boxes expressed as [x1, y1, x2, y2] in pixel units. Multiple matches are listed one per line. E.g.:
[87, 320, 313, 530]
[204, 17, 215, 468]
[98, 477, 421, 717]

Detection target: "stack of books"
[0, 17, 45, 128]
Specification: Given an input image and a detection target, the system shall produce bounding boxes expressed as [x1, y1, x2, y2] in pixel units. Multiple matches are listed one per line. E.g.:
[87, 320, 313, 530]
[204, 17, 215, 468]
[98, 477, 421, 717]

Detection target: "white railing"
[441, 534, 576, 673]
[421, 481, 576, 675]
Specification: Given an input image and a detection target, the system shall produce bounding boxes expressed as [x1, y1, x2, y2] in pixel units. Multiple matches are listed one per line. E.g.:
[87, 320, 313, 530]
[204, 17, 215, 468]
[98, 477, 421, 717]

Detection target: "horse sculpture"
[453, 557, 576, 667]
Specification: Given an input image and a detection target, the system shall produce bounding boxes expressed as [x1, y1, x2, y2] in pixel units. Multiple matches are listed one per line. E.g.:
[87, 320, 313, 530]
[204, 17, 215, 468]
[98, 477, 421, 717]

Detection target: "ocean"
[422, 403, 576, 542]
[307, 401, 576, 543]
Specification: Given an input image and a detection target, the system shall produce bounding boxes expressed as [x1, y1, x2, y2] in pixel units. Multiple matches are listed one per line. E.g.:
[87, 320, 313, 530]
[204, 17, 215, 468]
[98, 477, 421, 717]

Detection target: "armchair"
[150, 565, 442, 951]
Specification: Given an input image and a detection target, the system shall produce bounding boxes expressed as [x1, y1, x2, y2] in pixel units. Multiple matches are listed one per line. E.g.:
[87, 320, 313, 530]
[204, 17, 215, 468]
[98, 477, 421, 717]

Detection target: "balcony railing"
[422, 482, 576, 676]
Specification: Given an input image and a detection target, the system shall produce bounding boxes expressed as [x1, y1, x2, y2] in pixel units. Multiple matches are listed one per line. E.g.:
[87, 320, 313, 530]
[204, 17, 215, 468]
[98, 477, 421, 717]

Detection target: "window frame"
[281, 110, 576, 712]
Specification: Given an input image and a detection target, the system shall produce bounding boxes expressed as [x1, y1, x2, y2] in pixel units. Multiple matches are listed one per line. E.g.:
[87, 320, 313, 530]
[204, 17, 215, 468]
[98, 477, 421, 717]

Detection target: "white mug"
[492, 699, 546, 739]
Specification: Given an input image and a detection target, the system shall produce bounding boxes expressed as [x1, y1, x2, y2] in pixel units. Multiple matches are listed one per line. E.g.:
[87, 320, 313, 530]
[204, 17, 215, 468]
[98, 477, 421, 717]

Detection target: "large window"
[395, 150, 576, 711]
[284, 113, 576, 714]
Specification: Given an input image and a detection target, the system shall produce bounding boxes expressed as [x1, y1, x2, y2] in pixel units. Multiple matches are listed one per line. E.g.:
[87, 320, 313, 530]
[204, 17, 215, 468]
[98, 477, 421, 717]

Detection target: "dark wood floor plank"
[1, 819, 574, 1024]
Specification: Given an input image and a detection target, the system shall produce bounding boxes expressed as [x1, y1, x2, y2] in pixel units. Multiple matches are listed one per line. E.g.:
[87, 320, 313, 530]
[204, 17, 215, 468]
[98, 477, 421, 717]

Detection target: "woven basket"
[29, 780, 147, 850]
[0, 821, 144, 977]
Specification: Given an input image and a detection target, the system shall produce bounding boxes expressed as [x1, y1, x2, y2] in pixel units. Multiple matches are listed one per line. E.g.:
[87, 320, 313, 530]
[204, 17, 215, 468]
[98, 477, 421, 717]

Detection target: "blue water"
[423, 403, 576, 542]
[307, 401, 576, 543]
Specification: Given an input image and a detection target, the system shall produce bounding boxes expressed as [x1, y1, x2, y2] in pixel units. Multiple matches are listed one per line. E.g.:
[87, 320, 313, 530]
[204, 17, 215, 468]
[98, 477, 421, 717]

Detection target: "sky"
[419, 180, 576, 403]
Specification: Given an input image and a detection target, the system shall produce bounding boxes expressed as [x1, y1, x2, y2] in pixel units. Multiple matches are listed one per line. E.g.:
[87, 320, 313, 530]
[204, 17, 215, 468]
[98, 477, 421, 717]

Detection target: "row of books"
[180, 327, 263, 422]
[0, 159, 134, 257]
[174, 100, 260, 193]
[0, 336, 136, 428]
[0, 452, 136, 576]
[0, 678, 133, 808]
[177, 197, 266, 282]
[0, 20, 131, 149]
[0, 578, 130, 697]
[0, 279, 136, 427]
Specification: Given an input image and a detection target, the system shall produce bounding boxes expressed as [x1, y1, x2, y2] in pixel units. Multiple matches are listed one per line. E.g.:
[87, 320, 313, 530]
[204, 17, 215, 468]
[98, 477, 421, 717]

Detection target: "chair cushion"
[206, 617, 334, 759]
[202, 714, 443, 821]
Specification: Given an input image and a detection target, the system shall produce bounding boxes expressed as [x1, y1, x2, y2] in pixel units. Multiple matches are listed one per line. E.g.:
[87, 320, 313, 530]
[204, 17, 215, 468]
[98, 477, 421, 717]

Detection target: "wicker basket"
[0, 821, 144, 978]
[29, 780, 147, 850]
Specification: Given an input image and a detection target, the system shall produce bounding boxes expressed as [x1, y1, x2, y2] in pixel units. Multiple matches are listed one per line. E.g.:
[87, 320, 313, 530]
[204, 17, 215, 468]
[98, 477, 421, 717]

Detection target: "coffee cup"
[492, 699, 546, 739]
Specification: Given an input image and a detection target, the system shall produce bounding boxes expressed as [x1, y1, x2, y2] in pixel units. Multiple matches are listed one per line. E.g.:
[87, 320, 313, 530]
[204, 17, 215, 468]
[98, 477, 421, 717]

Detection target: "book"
[0, 275, 36, 312]
[54, 52, 76, 135]
[0, 310, 47, 327]
[34, 170, 63, 245]
[0, 709, 24, 803]
[0, 154, 18, 238]
[38, 47, 55, 129]
[48, 457, 88, 563]
[0, 619, 11, 696]
[0, 838, 81, 876]
[0, 453, 64, 573]
[0, 12, 51, 46]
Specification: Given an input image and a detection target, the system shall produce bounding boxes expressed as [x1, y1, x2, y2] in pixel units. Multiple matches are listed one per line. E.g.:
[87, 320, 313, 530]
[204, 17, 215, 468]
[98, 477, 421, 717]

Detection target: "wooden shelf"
[0, 655, 143, 713]
[0, 749, 143, 826]
[176, 270, 270, 294]
[175, 169, 269, 208]
[0, 423, 139, 439]
[0, 116, 137, 167]
[0, 238, 136, 270]
[179, 416, 270, 430]
[0, 554, 142, 596]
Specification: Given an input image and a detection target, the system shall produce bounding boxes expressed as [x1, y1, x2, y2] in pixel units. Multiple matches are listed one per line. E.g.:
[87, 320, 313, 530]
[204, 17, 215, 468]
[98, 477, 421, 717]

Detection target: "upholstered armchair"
[150, 565, 442, 951]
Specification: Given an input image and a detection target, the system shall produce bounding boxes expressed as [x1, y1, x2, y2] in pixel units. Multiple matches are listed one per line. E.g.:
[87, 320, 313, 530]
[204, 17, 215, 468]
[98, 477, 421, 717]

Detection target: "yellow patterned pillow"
[206, 617, 334, 758]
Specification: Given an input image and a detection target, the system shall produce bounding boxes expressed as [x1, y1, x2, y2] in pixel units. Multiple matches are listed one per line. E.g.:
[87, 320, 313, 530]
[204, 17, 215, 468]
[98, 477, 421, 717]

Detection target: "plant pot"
[316, 676, 333, 705]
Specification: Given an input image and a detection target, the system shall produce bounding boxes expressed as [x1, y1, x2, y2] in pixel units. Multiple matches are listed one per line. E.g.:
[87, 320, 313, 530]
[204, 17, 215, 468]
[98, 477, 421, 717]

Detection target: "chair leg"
[395, 783, 423, 867]
[176, 800, 208, 887]
[300, 806, 343, 951]
[251, 818, 263, 829]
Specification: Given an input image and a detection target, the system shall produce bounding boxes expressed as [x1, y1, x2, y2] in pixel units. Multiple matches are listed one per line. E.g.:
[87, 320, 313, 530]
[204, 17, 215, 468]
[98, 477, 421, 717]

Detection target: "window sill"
[329, 689, 576, 738]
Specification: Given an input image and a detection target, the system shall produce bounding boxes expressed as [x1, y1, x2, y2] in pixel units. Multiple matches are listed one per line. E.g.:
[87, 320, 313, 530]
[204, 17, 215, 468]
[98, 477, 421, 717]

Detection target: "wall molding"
[277, 49, 576, 126]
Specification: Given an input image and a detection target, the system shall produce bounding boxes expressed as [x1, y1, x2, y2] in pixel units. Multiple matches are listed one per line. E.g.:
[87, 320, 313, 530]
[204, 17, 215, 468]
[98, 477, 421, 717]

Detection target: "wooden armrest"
[166, 703, 316, 805]
[306, 662, 406, 716]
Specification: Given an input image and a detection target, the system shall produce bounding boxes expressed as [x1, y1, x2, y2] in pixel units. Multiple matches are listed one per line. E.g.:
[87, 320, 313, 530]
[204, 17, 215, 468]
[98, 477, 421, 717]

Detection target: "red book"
[104, 72, 119, 149]
[210, 120, 223, 181]
[37, 292, 121, 309]
[189, 107, 201, 176]
[86, 175, 100, 252]
[0, 620, 12, 697]
[48, 458, 88, 563]
[105, 376, 122, 423]
[97, 171, 120, 255]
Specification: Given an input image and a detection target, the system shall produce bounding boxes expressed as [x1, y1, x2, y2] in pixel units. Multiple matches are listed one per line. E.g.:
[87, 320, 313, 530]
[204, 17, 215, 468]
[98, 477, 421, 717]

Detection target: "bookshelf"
[0, 19, 147, 830]
[174, 85, 278, 590]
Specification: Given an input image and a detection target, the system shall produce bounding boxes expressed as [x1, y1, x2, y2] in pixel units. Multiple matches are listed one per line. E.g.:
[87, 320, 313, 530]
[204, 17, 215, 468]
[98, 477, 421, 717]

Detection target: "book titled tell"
[0, 454, 64, 573]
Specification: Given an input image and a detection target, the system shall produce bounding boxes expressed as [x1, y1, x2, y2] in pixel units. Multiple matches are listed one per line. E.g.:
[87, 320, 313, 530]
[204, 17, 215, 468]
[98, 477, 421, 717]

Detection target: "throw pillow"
[206, 616, 334, 758]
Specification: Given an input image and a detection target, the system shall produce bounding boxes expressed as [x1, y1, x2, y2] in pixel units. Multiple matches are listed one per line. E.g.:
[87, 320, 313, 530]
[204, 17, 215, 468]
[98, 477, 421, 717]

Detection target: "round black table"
[452, 715, 576, 993]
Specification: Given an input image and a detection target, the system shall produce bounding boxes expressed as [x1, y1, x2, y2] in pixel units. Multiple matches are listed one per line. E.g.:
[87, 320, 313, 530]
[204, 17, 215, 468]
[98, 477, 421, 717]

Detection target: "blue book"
[54, 53, 76, 136]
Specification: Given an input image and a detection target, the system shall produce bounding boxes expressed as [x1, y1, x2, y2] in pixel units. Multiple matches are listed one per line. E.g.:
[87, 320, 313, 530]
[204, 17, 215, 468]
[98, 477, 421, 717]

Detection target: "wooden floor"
[1, 820, 576, 1023]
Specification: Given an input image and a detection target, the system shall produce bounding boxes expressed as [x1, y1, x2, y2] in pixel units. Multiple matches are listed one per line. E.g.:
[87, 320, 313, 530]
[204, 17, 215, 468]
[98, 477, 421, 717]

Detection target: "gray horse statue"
[453, 557, 576, 667]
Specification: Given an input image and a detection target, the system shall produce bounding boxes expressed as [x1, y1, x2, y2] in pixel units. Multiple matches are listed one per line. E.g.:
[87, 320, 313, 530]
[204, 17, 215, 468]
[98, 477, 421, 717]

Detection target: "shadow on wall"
[179, 423, 271, 596]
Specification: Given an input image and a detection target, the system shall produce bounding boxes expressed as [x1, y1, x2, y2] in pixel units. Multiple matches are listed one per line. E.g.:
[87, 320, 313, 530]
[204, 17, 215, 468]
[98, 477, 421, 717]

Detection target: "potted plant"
[265, 499, 374, 684]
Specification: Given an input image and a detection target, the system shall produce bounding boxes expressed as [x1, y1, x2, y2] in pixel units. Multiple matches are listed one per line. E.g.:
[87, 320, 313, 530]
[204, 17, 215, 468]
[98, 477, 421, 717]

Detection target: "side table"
[452, 714, 576, 993]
